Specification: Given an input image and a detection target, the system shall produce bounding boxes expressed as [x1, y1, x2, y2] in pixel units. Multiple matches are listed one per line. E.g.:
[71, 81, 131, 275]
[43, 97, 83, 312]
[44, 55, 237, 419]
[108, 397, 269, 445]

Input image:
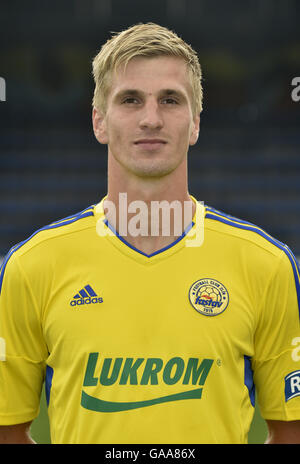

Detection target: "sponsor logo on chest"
[80, 353, 214, 412]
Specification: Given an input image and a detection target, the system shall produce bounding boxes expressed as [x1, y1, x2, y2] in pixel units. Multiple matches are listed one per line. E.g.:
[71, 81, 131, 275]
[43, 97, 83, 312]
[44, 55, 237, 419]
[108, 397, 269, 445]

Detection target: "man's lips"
[134, 139, 167, 150]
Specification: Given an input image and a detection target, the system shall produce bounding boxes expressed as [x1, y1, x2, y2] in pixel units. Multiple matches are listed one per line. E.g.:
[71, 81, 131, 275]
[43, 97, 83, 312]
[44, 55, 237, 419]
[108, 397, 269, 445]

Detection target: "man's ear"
[189, 114, 200, 146]
[92, 107, 108, 144]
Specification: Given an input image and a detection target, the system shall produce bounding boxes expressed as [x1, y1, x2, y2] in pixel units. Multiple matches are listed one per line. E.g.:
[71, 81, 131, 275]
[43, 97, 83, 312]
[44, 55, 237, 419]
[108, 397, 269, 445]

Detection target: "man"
[0, 23, 300, 444]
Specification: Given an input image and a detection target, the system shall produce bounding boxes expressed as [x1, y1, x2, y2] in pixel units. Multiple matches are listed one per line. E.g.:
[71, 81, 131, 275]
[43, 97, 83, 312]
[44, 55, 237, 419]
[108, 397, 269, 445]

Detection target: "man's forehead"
[109, 56, 191, 95]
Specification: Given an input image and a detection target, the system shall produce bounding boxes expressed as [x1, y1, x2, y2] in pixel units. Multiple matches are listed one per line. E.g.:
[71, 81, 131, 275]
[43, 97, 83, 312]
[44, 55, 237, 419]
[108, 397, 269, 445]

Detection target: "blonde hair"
[92, 22, 203, 116]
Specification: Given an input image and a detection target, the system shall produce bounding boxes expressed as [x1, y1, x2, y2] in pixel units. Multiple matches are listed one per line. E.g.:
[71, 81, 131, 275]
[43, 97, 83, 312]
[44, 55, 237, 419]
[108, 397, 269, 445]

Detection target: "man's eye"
[122, 97, 139, 104]
[161, 98, 178, 105]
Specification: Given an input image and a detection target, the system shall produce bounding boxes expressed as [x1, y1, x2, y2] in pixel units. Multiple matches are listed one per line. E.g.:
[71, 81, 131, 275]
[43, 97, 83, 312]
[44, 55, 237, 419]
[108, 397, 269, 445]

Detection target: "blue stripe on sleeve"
[244, 355, 255, 407]
[45, 365, 54, 406]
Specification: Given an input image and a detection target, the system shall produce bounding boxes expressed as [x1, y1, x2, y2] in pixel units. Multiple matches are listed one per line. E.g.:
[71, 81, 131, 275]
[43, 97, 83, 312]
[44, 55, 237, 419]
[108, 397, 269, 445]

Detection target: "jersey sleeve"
[0, 251, 48, 425]
[252, 248, 300, 421]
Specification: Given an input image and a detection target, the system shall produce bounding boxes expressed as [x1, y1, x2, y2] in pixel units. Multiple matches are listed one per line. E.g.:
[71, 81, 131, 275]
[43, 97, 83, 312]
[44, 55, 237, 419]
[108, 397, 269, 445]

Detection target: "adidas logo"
[70, 284, 103, 307]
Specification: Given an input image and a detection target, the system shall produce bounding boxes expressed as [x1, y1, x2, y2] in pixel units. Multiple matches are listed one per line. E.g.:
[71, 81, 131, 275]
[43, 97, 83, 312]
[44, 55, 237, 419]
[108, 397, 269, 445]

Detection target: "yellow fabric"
[0, 199, 299, 443]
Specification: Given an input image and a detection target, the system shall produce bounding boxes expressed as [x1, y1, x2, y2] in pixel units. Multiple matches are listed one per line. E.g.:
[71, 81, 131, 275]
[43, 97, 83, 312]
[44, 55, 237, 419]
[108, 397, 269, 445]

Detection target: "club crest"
[189, 278, 229, 316]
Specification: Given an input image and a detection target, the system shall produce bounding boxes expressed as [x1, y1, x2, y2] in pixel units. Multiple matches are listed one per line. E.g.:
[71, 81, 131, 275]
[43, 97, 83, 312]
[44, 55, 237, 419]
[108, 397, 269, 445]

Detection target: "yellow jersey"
[0, 197, 300, 443]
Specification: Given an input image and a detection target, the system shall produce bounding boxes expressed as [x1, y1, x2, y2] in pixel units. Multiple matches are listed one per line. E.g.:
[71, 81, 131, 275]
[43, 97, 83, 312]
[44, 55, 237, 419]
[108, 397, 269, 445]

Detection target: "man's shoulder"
[13, 204, 95, 253]
[0, 205, 96, 287]
[204, 204, 294, 262]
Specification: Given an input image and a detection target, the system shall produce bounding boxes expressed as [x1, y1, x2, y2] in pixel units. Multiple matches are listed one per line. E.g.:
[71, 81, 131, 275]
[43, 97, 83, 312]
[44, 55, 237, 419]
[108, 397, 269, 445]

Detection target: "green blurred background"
[30, 387, 268, 444]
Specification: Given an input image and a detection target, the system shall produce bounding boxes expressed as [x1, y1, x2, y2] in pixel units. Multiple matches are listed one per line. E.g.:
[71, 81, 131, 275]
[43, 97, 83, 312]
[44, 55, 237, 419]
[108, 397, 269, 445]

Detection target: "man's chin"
[129, 163, 176, 179]
[125, 156, 180, 178]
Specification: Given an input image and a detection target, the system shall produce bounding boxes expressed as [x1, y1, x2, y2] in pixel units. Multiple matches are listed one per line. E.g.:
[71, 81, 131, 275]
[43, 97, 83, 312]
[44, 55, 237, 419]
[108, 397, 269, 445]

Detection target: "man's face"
[93, 56, 200, 178]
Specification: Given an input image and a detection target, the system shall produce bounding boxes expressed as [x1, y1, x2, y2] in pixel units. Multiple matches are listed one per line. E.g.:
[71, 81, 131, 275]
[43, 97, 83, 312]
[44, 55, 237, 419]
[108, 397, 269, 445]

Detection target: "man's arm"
[0, 421, 35, 444]
[265, 420, 300, 444]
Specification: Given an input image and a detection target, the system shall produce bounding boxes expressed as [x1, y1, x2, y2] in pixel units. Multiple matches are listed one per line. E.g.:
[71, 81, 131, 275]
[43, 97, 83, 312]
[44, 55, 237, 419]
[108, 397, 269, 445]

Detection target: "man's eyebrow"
[160, 88, 185, 96]
[114, 89, 141, 100]
[114, 88, 187, 99]
[159, 89, 189, 103]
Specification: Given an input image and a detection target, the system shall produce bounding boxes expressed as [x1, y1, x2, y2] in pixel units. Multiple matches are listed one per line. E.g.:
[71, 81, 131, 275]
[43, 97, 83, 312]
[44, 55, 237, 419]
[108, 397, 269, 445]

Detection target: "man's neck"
[105, 166, 195, 255]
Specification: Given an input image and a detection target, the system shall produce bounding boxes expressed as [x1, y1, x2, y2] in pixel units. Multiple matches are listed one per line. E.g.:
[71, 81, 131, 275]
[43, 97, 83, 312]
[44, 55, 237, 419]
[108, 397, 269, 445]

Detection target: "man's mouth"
[134, 139, 167, 150]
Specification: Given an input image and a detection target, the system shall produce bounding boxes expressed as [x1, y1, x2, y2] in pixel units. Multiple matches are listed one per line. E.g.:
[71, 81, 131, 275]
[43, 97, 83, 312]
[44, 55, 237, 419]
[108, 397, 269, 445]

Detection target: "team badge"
[189, 278, 229, 316]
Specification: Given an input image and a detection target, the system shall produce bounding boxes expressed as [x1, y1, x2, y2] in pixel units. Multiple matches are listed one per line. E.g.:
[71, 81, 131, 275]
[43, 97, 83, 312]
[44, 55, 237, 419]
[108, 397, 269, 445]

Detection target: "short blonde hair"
[92, 22, 203, 116]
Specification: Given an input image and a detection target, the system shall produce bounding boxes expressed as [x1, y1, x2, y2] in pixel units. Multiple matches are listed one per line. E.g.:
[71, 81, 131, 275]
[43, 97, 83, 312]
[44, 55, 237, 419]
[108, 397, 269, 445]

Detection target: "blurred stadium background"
[0, 0, 299, 444]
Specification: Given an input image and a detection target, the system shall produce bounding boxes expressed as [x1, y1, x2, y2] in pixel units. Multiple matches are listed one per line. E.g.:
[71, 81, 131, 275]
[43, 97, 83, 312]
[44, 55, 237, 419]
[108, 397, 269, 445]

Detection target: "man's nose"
[139, 100, 163, 130]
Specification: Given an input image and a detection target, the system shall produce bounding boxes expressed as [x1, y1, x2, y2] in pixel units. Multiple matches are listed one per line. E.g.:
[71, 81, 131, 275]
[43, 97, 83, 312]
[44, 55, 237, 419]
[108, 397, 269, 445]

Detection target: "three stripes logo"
[70, 284, 103, 307]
